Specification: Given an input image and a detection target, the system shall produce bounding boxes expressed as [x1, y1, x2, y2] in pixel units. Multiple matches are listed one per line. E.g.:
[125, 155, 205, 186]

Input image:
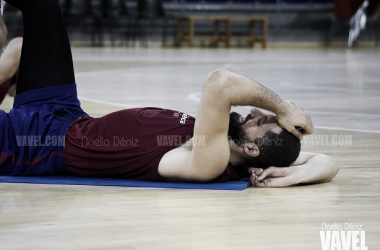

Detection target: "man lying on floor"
[0, 0, 339, 188]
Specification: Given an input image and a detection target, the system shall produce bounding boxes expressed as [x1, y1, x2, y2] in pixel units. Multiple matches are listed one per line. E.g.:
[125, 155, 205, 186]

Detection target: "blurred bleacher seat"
[132, 0, 176, 47]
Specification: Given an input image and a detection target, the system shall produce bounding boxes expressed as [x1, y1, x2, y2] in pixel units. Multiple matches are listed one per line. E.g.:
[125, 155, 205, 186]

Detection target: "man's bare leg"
[0, 2, 8, 51]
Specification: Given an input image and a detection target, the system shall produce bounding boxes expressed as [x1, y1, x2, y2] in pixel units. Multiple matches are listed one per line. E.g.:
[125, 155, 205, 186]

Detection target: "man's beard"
[228, 112, 251, 146]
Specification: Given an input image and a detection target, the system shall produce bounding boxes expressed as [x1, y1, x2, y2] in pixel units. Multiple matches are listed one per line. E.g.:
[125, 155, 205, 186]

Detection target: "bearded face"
[228, 112, 251, 146]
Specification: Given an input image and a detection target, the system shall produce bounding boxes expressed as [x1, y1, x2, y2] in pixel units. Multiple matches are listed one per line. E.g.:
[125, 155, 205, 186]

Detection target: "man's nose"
[250, 108, 266, 119]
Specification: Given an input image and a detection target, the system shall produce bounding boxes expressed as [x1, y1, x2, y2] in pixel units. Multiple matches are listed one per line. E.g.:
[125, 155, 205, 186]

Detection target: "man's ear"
[243, 142, 260, 157]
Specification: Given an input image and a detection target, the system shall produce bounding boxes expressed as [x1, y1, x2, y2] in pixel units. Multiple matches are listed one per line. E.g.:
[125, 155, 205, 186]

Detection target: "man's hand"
[249, 167, 297, 188]
[248, 153, 339, 188]
[276, 101, 313, 139]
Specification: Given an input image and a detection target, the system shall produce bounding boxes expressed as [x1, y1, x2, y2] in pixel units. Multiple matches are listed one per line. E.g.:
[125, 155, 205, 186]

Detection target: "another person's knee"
[7, 37, 23, 51]
[2, 37, 23, 61]
[0, 21, 8, 51]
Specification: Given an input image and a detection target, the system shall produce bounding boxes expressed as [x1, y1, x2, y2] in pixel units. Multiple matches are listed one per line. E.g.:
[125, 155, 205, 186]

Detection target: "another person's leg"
[0, 4, 7, 51]
[0, 37, 21, 84]
[0, 37, 21, 103]
[4, 0, 75, 95]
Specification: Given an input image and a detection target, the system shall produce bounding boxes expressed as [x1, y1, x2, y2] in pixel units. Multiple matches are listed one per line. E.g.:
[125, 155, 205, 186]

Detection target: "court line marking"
[188, 91, 380, 134]
[78, 96, 136, 109]
[314, 126, 380, 134]
[189, 91, 380, 118]
[280, 82, 380, 94]
[304, 111, 380, 118]
[79, 94, 380, 134]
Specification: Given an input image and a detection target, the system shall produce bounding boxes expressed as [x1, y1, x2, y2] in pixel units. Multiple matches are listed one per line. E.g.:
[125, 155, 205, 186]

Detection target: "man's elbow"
[204, 68, 229, 93]
[331, 159, 340, 180]
[7, 37, 23, 48]
[325, 155, 340, 182]
[208, 68, 228, 78]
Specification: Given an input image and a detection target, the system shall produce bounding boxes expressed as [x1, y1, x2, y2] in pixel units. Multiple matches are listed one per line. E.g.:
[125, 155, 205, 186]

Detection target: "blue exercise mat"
[0, 175, 250, 190]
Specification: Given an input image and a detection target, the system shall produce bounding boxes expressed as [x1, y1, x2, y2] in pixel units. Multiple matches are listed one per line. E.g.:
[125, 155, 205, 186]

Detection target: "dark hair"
[246, 129, 301, 169]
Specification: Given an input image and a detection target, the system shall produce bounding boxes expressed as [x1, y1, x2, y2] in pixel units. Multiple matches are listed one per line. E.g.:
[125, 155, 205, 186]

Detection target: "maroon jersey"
[65, 108, 241, 182]
[0, 78, 11, 104]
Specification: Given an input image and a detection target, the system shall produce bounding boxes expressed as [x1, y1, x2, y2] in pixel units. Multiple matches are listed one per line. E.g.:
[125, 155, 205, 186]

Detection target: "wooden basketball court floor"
[0, 46, 379, 250]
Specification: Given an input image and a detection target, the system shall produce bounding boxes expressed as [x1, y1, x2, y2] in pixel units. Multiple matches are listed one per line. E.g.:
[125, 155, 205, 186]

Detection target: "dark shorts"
[0, 84, 87, 176]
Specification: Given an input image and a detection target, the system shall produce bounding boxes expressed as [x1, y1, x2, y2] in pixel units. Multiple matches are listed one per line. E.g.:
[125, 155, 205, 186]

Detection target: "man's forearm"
[217, 68, 289, 115]
[293, 154, 339, 185]
[206, 68, 313, 138]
